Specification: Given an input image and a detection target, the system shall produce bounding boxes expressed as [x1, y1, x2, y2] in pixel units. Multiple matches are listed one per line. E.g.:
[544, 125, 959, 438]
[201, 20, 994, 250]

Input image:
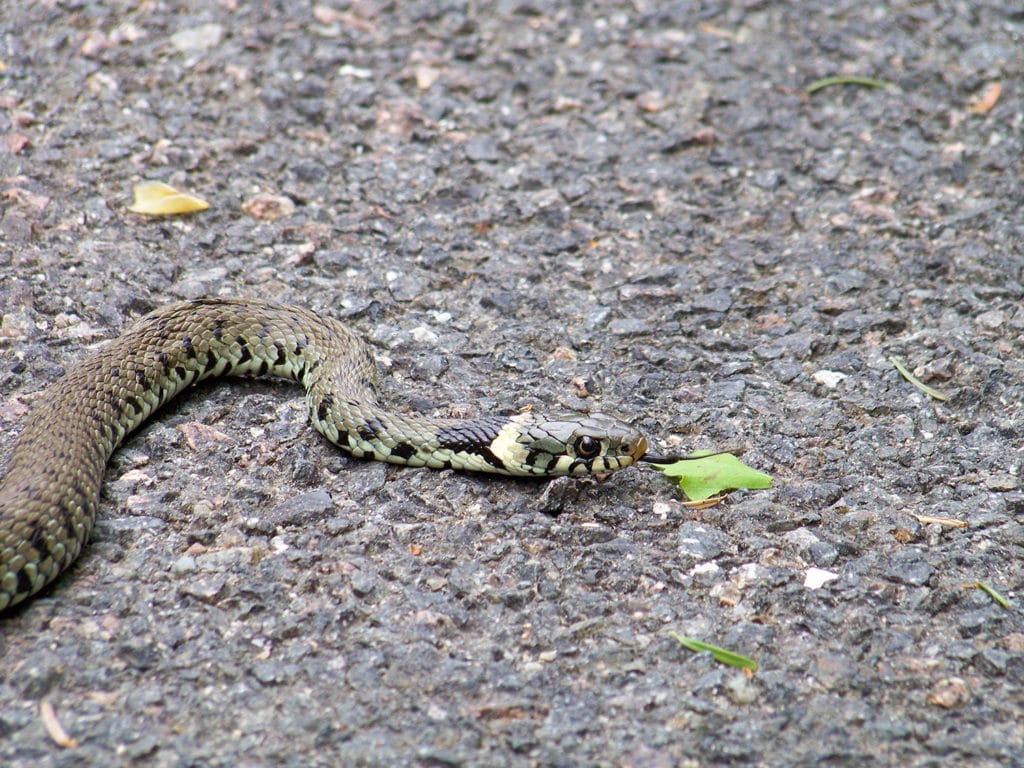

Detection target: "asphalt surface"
[1, 2, 1022, 766]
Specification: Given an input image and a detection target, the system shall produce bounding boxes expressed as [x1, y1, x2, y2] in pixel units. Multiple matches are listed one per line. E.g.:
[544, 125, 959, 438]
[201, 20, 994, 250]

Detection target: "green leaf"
[669, 632, 758, 672]
[972, 581, 1010, 610]
[653, 452, 772, 501]
[806, 75, 894, 94]
[888, 356, 950, 401]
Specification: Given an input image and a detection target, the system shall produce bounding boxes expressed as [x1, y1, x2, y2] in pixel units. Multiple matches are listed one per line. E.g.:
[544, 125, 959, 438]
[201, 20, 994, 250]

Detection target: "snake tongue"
[639, 451, 684, 465]
[639, 449, 730, 465]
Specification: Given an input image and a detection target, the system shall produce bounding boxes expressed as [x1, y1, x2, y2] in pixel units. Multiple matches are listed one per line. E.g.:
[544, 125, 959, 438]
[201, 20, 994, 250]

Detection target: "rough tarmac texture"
[1, 2, 1022, 766]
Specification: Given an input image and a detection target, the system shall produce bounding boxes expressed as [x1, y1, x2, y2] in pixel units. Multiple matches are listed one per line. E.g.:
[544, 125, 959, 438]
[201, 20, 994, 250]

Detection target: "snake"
[0, 297, 669, 611]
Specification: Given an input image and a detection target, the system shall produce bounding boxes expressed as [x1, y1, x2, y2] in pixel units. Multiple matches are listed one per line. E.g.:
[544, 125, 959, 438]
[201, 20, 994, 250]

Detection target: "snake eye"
[574, 435, 601, 459]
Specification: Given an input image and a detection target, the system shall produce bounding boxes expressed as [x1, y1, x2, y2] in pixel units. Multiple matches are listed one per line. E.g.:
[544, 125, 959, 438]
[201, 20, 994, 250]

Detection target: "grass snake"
[0, 298, 663, 611]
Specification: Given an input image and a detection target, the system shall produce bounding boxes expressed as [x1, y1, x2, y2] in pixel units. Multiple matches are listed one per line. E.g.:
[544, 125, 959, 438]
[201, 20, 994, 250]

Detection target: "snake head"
[507, 412, 648, 476]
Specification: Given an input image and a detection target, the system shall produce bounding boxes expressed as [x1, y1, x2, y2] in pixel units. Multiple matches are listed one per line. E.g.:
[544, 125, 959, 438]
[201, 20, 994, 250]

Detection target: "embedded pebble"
[170, 23, 223, 53]
[268, 489, 334, 526]
[812, 370, 848, 389]
[804, 567, 839, 590]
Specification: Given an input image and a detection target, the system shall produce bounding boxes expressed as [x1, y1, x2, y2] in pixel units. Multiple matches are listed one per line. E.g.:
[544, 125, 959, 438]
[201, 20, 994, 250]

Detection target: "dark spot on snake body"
[476, 445, 507, 471]
[202, 354, 220, 375]
[236, 339, 252, 365]
[182, 337, 196, 358]
[213, 324, 224, 341]
[295, 338, 307, 354]
[316, 394, 335, 422]
[436, 419, 505, 454]
[27, 528, 48, 559]
[390, 443, 416, 461]
[357, 423, 378, 442]
[123, 396, 143, 417]
[157, 352, 170, 373]
[273, 342, 287, 366]
[524, 447, 551, 471]
[136, 369, 149, 390]
[15, 567, 34, 598]
[257, 359, 269, 375]
[110, 366, 119, 379]
[568, 458, 589, 475]
[174, 366, 187, 381]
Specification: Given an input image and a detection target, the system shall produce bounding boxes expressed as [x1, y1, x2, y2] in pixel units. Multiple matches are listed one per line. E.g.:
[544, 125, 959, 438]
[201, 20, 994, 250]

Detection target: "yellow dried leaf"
[129, 181, 209, 215]
[414, 65, 440, 90]
[911, 513, 967, 528]
[967, 82, 1001, 115]
[40, 701, 78, 748]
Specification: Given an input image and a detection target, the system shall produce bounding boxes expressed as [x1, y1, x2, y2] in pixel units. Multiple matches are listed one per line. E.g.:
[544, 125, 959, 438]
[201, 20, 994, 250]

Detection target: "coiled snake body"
[0, 298, 650, 610]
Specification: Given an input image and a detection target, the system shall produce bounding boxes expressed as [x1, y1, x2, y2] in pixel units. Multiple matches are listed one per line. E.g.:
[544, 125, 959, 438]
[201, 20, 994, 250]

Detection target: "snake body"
[0, 298, 648, 610]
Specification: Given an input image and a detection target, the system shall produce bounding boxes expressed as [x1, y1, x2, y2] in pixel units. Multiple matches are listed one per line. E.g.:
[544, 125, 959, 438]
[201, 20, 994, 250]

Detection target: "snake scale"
[0, 297, 657, 611]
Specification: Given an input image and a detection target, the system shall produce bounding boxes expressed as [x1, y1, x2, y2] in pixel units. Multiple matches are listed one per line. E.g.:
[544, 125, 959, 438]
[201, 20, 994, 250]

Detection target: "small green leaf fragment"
[670, 632, 758, 671]
[654, 452, 771, 501]
[889, 356, 950, 401]
[973, 581, 1010, 610]
[806, 75, 894, 94]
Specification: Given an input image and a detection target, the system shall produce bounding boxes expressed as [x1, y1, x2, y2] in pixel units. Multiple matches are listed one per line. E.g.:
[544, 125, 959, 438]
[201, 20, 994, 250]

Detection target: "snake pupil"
[574, 435, 601, 459]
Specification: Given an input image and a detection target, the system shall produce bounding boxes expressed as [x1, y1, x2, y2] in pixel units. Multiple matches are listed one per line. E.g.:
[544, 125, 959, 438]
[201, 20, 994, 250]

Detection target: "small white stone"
[690, 561, 720, 576]
[975, 309, 1005, 329]
[734, 563, 767, 586]
[171, 556, 196, 576]
[338, 64, 374, 79]
[170, 23, 223, 53]
[782, 527, 820, 549]
[804, 567, 839, 590]
[724, 672, 759, 704]
[411, 326, 438, 344]
[812, 370, 848, 389]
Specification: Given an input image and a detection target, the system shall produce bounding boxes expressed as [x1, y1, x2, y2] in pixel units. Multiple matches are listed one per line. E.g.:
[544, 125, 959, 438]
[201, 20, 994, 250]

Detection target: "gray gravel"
[2, 2, 1023, 766]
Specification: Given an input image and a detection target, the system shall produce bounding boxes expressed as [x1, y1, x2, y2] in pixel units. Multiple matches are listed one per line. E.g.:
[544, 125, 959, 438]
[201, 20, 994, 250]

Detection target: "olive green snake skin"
[0, 298, 651, 610]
